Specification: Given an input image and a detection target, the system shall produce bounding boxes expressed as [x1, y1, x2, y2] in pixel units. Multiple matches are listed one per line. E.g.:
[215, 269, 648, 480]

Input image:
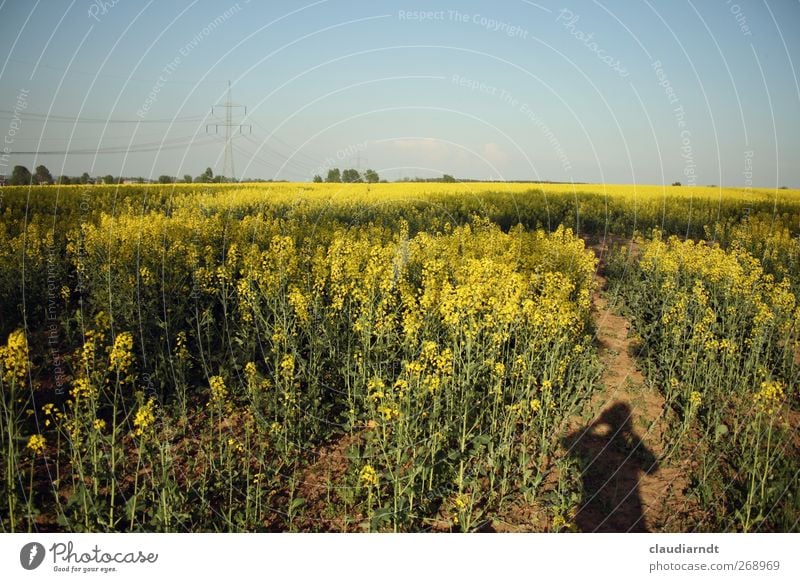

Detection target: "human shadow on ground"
[562, 402, 659, 532]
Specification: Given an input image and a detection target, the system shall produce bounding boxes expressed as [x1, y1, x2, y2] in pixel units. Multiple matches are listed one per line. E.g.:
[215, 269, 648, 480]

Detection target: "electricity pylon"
[206, 81, 251, 181]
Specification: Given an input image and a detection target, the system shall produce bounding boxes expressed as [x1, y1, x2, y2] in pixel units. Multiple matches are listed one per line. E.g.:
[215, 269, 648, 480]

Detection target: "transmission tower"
[206, 81, 251, 180]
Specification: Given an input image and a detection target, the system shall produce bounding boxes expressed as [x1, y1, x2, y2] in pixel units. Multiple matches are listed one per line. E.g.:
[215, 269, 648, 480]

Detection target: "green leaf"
[370, 505, 393, 530]
[472, 435, 491, 447]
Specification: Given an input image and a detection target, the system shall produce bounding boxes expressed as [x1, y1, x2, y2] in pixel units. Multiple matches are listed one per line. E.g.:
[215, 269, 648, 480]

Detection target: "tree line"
[3, 164, 488, 186]
[1, 165, 237, 185]
[313, 168, 382, 183]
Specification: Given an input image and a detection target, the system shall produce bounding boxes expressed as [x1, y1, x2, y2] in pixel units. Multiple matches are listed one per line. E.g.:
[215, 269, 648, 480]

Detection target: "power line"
[0, 110, 206, 124]
[206, 81, 250, 180]
[238, 135, 317, 175]
[9, 135, 217, 155]
[6, 57, 230, 87]
[247, 119, 321, 166]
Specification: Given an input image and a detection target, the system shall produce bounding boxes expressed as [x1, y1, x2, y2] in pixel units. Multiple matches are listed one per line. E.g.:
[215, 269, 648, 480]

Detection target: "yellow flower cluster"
[1, 329, 29, 384]
[208, 375, 228, 407]
[109, 332, 134, 375]
[71, 377, 96, 401]
[403, 341, 454, 395]
[753, 380, 784, 415]
[279, 354, 295, 381]
[41, 402, 62, 427]
[133, 399, 157, 437]
[641, 233, 798, 351]
[287, 286, 311, 326]
[26, 434, 46, 455]
[359, 464, 378, 487]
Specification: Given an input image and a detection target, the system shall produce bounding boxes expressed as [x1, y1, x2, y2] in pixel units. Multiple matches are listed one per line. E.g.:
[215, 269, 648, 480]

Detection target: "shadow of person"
[561, 402, 659, 532]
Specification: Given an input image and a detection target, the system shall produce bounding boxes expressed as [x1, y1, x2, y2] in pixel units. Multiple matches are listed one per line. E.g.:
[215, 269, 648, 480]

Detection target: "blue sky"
[1, 0, 798, 186]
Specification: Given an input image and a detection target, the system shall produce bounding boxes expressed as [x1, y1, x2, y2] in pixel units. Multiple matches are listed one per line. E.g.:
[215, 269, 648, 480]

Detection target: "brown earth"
[562, 270, 696, 532]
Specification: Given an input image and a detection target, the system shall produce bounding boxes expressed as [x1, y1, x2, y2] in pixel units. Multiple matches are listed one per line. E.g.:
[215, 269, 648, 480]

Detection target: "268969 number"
[736, 561, 780, 571]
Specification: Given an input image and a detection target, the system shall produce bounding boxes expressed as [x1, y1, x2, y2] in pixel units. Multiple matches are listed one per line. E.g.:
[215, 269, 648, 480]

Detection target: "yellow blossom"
[279, 354, 295, 380]
[454, 494, 468, 510]
[71, 377, 95, 400]
[133, 399, 157, 437]
[360, 464, 378, 487]
[753, 380, 784, 415]
[26, 434, 46, 455]
[1, 329, 29, 383]
[208, 375, 228, 406]
[109, 331, 134, 375]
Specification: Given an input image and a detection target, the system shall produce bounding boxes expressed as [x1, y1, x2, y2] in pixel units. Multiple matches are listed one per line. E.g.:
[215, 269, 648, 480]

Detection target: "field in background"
[1, 182, 798, 532]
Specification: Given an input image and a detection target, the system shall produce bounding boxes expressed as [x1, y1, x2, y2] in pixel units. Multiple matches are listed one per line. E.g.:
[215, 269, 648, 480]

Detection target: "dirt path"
[562, 258, 696, 532]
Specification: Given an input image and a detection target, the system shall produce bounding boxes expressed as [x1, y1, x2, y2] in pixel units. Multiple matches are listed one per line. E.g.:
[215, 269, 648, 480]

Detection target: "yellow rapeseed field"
[0, 182, 797, 531]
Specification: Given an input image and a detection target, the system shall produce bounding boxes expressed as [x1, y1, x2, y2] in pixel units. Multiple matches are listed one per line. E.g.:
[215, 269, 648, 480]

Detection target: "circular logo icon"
[20, 542, 46, 570]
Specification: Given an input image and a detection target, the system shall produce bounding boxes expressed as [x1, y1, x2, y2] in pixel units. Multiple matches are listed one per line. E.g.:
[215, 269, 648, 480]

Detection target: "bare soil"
[563, 271, 696, 531]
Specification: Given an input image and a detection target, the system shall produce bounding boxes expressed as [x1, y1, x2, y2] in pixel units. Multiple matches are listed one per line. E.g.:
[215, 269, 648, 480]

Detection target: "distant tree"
[312, 174, 323, 183]
[56, 175, 71, 185]
[158, 175, 176, 184]
[183, 174, 193, 183]
[779, 186, 788, 189]
[34, 165, 53, 184]
[79, 172, 91, 184]
[442, 174, 456, 183]
[342, 168, 362, 183]
[325, 168, 341, 183]
[9, 165, 32, 185]
[671, 181, 681, 186]
[363, 169, 379, 183]
[102, 174, 115, 184]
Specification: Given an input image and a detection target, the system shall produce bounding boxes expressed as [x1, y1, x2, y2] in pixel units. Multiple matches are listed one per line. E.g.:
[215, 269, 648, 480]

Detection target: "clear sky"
[1, 0, 798, 186]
